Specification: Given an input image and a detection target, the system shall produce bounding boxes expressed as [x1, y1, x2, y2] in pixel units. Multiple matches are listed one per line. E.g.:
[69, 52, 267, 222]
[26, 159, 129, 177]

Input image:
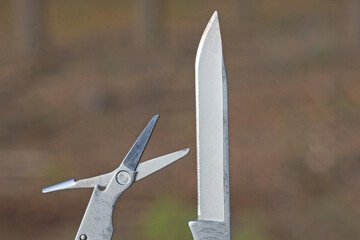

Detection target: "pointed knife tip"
[208, 11, 219, 27]
[212, 10, 218, 18]
[196, 11, 221, 66]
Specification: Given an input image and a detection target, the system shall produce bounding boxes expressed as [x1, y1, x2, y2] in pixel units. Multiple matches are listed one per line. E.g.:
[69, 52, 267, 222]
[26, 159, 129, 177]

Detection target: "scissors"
[42, 114, 189, 240]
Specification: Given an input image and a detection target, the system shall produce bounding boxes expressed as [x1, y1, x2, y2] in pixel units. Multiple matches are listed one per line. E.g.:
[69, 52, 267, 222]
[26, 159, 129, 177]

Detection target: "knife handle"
[189, 220, 230, 240]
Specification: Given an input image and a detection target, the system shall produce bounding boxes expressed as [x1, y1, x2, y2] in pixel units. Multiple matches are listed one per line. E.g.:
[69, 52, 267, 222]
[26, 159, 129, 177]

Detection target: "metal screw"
[116, 171, 131, 185]
[79, 234, 87, 240]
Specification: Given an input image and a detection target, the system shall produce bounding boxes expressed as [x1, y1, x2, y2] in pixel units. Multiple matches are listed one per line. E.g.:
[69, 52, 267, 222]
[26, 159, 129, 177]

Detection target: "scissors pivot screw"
[116, 171, 131, 185]
[79, 234, 87, 240]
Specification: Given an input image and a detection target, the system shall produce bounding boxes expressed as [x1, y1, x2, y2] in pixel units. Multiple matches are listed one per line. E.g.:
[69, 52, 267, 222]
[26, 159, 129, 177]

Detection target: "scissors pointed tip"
[42, 178, 76, 193]
[149, 114, 160, 126]
[122, 115, 159, 170]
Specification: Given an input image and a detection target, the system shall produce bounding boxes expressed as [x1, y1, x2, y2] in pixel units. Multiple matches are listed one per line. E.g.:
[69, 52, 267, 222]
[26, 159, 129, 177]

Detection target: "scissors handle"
[75, 167, 135, 240]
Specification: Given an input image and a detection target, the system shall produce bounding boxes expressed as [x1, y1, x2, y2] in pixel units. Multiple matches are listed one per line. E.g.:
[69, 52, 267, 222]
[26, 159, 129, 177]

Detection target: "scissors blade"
[135, 148, 189, 181]
[189, 11, 230, 239]
[42, 179, 77, 193]
[42, 171, 115, 193]
[122, 114, 159, 171]
[42, 115, 158, 194]
[42, 148, 189, 193]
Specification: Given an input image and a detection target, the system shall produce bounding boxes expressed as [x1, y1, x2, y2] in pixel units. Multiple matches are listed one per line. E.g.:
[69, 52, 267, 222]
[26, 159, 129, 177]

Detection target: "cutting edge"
[189, 10, 230, 239]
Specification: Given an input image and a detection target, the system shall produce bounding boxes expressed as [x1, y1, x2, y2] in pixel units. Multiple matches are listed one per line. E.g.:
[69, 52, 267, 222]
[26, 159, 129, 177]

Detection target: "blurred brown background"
[1, 0, 360, 239]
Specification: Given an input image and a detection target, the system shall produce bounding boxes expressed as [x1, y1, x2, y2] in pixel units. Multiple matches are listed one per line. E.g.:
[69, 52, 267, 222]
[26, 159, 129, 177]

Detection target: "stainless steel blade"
[42, 149, 189, 193]
[196, 10, 229, 222]
[41, 171, 116, 193]
[122, 114, 159, 170]
[189, 11, 230, 239]
[42, 148, 189, 193]
[42, 179, 77, 193]
[135, 148, 189, 181]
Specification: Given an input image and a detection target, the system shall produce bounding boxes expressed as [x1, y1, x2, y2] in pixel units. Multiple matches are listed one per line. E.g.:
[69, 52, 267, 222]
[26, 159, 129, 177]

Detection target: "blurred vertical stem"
[11, 0, 48, 66]
[132, 0, 168, 49]
[346, 0, 360, 47]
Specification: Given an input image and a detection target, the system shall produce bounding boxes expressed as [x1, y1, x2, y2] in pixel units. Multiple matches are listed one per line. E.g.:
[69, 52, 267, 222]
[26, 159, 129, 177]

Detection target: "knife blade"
[189, 11, 230, 240]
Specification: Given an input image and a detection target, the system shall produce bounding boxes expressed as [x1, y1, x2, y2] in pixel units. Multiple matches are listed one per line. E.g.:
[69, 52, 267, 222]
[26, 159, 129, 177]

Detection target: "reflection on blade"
[195, 11, 228, 222]
[189, 10, 230, 240]
[42, 179, 76, 193]
[42, 170, 117, 193]
[135, 148, 190, 181]
[122, 115, 159, 171]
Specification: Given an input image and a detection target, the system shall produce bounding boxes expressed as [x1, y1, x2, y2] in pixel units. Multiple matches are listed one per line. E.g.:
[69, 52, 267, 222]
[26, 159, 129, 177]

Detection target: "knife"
[189, 11, 231, 240]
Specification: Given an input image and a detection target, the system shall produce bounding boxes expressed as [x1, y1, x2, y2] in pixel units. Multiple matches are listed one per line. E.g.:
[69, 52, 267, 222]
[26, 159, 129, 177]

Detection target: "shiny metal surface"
[75, 164, 134, 240]
[135, 148, 190, 181]
[42, 149, 189, 193]
[189, 11, 231, 239]
[123, 114, 158, 170]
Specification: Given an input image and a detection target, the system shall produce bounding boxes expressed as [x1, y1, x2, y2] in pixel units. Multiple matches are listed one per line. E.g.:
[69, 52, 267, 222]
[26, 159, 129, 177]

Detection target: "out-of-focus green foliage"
[139, 197, 196, 240]
[140, 198, 270, 240]
[233, 226, 268, 240]
[232, 209, 269, 240]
